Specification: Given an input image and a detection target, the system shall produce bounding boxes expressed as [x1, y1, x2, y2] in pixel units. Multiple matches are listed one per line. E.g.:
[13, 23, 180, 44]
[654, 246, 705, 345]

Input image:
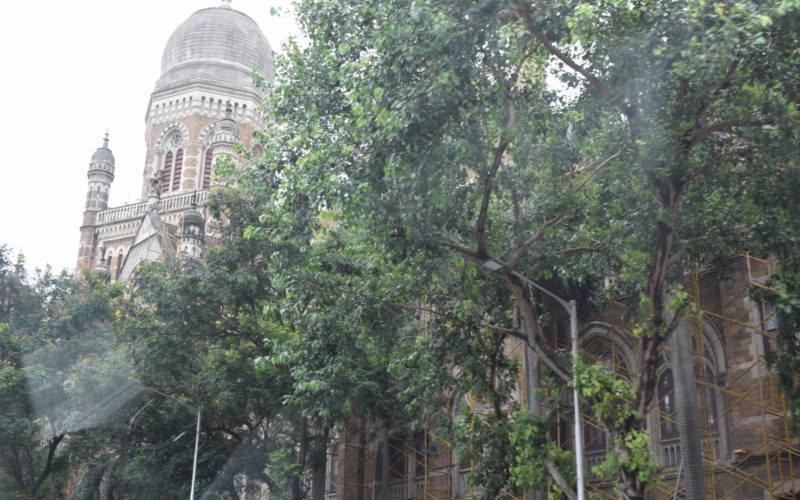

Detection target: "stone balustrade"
[97, 190, 208, 224]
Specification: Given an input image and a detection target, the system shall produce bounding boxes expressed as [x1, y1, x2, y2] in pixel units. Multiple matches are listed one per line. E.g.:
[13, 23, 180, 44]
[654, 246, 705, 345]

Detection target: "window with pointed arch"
[161, 133, 184, 194]
[580, 333, 633, 481]
[115, 249, 124, 280]
[656, 366, 681, 468]
[655, 328, 728, 469]
[202, 149, 213, 189]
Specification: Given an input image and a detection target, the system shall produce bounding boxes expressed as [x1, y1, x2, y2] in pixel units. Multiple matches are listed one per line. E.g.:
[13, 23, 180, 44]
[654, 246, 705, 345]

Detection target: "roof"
[154, 5, 274, 94]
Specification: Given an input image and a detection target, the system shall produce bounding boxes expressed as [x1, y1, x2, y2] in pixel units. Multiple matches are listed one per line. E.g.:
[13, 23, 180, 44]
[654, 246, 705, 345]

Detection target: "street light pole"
[130, 382, 202, 499]
[190, 406, 201, 500]
[481, 259, 585, 500]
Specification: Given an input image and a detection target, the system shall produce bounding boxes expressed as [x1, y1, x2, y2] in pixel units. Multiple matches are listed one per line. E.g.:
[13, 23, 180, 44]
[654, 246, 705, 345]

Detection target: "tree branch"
[694, 57, 740, 125]
[530, 246, 624, 273]
[572, 150, 623, 192]
[438, 240, 484, 263]
[385, 302, 528, 342]
[544, 455, 577, 500]
[689, 117, 775, 149]
[529, 29, 633, 120]
[29, 433, 64, 496]
[476, 96, 516, 255]
[508, 209, 568, 268]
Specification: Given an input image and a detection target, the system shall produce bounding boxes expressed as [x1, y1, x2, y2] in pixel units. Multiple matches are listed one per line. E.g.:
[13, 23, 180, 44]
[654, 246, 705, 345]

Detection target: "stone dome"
[89, 134, 115, 178]
[154, 4, 274, 94]
[183, 208, 205, 228]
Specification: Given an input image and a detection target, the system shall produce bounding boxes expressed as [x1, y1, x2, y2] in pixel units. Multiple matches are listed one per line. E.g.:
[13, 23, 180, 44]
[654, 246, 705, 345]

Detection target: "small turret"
[179, 195, 205, 258]
[202, 102, 240, 189]
[86, 132, 115, 210]
[77, 133, 116, 271]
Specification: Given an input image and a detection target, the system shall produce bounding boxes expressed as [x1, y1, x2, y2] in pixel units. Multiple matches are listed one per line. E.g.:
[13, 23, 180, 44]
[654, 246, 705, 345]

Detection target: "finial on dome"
[221, 0, 232, 7]
[225, 101, 233, 119]
[103, 131, 110, 148]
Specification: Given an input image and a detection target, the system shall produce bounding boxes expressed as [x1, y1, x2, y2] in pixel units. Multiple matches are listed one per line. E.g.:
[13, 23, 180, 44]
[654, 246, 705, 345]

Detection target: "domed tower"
[75, 1, 272, 278]
[141, 0, 273, 198]
[77, 133, 115, 271]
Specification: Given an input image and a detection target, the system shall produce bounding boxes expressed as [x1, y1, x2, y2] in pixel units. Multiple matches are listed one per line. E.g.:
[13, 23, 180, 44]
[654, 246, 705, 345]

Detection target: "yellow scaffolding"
[337, 255, 798, 499]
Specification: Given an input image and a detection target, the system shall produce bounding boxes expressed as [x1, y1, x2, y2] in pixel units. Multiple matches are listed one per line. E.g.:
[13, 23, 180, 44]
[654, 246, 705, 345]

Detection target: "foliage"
[0, 245, 124, 498]
[253, 0, 800, 497]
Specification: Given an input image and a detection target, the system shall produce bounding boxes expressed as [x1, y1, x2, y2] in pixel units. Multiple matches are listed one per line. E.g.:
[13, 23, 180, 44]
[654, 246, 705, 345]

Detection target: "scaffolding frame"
[582, 254, 800, 499]
[335, 255, 798, 499]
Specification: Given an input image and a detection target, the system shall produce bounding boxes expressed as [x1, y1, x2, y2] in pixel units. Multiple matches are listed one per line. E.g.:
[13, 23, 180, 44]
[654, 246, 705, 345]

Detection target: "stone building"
[326, 255, 800, 500]
[72, 3, 799, 499]
[76, 0, 273, 280]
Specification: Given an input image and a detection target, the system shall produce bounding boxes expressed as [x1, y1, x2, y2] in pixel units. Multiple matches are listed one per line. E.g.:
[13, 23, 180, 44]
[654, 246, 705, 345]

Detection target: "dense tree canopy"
[2, 1, 799, 499]
[243, 0, 800, 498]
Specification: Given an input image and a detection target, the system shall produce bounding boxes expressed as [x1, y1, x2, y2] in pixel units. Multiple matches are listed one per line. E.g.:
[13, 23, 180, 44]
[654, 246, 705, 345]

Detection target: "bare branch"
[527, 29, 633, 120]
[689, 117, 775, 149]
[508, 209, 568, 268]
[695, 57, 740, 124]
[438, 240, 483, 263]
[475, 97, 516, 255]
[572, 150, 622, 192]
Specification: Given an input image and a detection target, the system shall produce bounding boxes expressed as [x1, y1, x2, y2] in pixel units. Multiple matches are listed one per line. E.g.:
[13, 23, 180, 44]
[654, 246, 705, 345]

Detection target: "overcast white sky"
[0, 0, 298, 274]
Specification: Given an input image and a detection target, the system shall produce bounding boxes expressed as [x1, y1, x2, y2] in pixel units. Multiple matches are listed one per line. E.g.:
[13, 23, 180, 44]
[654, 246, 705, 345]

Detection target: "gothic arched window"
[161, 152, 173, 194]
[116, 250, 124, 279]
[580, 332, 633, 481]
[172, 148, 184, 191]
[161, 133, 183, 194]
[658, 369, 679, 440]
[202, 149, 213, 189]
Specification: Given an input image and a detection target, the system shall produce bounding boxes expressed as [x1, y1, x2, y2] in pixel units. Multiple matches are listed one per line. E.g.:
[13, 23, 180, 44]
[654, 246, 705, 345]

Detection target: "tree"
[248, 0, 800, 498]
[0, 246, 129, 498]
[102, 178, 409, 500]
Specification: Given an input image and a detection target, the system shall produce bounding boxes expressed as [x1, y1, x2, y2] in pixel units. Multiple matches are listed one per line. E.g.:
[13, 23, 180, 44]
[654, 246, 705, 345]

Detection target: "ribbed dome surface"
[88, 135, 115, 179]
[155, 6, 273, 93]
[91, 147, 114, 164]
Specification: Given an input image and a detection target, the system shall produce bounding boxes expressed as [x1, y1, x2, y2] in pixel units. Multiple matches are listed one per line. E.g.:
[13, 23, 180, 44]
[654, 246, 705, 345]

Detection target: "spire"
[225, 101, 233, 120]
[102, 131, 110, 149]
[221, 0, 232, 8]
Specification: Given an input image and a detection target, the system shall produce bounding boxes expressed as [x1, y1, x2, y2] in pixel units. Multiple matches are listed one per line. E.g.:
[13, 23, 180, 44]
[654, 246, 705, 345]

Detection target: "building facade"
[73, 3, 800, 499]
[76, 0, 273, 280]
[326, 256, 800, 500]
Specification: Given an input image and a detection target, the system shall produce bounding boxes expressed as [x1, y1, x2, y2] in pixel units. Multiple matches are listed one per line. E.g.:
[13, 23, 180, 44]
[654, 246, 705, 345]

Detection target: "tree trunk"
[30, 434, 64, 496]
[312, 427, 330, 500]
[293, 417, 309, 500]
[520, 313, 545, 500]
[670, 317, 705, 500]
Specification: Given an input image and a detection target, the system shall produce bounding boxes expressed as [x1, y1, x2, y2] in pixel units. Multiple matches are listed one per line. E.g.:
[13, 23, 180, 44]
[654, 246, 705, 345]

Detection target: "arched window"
[658, 370, 679, 439]
[161, 133, 183, 194]
[116, 250, 124, 279]
[172, 148, 183, 191]
[161, 152, 173, 194]
[580, 331, 633, 480]
[202, 149, 213, 189]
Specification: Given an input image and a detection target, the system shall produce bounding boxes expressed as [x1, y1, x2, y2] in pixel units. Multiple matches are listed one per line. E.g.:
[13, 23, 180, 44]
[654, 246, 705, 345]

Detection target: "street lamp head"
[481, 258, 510, 274]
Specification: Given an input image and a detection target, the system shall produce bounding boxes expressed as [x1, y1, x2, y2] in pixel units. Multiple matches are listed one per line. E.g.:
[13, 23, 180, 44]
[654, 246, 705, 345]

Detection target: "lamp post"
[129, 382, 202, 500]
[481, 258, 585, 500]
